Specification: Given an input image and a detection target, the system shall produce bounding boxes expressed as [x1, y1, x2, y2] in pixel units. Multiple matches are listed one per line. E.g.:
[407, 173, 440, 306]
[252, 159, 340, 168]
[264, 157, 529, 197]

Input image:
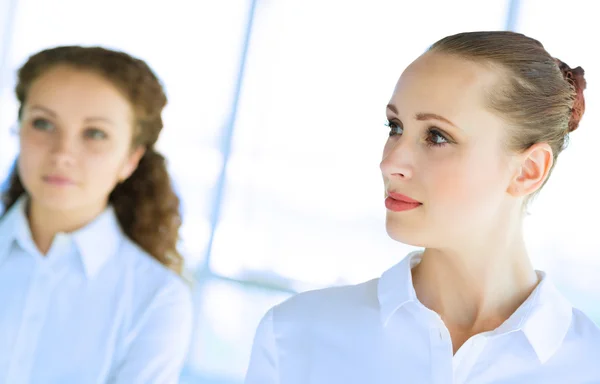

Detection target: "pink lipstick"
[385, 191, 422, 212]
[43, 175, 74, 186]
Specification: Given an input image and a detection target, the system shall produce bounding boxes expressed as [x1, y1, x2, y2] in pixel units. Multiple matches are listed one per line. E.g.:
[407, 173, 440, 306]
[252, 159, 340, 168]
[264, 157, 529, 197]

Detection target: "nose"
[49, 132, 77, 168]
[380, 137, 415, 180]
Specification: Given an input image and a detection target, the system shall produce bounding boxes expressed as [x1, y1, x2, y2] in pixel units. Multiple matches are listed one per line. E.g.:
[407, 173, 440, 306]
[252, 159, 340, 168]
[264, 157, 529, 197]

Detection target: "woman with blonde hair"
[246, 31, 599, 383]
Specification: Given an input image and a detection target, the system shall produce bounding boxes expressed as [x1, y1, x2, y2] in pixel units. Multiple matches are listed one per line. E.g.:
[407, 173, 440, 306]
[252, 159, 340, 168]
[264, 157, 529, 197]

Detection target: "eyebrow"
[29, 105, 56, 117]
[386, 104, 459, 129]
[415, 113, 458, 129]
[28, 105, 114, 125]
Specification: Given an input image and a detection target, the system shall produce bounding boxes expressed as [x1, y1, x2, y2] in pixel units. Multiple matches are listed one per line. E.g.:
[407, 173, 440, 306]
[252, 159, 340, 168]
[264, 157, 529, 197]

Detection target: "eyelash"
[32, 118, 54, 131]
[385, 121, 450, 147]
[30, 118, 107, 140]
[85, 128, 108, 140]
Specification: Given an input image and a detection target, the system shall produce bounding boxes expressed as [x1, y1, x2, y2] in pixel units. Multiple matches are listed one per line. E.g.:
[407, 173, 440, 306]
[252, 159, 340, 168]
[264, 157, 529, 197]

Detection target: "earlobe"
[507, 143, 553, 197]
[118, 146, 146, 183]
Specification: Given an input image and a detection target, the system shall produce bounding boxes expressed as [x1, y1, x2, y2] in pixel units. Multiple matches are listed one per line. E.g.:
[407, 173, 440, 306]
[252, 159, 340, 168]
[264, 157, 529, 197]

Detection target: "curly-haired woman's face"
[18, 65, 144, 213]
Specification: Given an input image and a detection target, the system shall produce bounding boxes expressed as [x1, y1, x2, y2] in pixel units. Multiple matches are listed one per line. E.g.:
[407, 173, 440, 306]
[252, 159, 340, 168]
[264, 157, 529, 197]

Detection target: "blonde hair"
[429, 31, 586, 196]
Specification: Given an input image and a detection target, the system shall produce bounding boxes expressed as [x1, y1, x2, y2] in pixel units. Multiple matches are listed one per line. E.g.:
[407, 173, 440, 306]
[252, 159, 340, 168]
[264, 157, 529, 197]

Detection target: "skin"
[381, 52, 553, 354]
[17, 65, 145, 254]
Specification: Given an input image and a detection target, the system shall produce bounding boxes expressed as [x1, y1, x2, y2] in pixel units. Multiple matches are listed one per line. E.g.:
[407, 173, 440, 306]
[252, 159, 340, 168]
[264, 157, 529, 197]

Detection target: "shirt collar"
[377, 250, 422, 326]
[494, 271, 572, 363]
[0, 196, 28, 264]
[377, 251, 572, 364]
[0, 195, 123, 279]
[71, 205, 123, 279]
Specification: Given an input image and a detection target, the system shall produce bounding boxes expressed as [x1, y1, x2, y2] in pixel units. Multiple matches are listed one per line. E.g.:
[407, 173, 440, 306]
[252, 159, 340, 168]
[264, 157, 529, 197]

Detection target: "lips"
[385, 191, 422, 212]
[43, 175, 75, 186]
[386, 191, 421, 204]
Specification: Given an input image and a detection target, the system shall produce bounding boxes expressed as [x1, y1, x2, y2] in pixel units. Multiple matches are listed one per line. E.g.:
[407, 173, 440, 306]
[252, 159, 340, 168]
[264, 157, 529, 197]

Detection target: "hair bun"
[555, 58, 586, 132]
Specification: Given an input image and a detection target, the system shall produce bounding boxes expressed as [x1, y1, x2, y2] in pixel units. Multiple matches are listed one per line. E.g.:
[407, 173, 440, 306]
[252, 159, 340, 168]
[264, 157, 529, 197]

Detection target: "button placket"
[6, 262, 55, 382]
[453, 335, 489, 384]
[429, 322, 453, 384]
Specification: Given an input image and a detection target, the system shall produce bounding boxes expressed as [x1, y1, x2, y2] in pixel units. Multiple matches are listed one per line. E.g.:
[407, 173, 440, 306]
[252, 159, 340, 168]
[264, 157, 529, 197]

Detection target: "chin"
[31, 190, 83, 212]
[385, 213, 428, 247]
[40, 198, 81, 212]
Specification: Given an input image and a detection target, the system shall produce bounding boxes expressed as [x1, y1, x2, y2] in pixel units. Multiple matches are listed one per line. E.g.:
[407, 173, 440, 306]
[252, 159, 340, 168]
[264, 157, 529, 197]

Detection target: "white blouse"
[0, 198, 193, 384]
[245, 252, 600, 384]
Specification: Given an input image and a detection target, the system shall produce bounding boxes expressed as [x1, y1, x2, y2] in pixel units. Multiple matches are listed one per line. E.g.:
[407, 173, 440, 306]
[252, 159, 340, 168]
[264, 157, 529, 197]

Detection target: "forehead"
[389, 53, 501, 127]
[26, 66, 132, 120]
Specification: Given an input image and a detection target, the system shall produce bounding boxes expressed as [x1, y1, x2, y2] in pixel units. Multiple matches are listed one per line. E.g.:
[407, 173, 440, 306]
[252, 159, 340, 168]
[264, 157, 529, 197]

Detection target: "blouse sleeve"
[107, 278, 193, 384]
[245, 307, 279, 384]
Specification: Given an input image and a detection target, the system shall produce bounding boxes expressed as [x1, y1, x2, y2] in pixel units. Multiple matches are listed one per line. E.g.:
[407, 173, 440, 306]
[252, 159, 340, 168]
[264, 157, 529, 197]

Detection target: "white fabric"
[0, 197, 193, 384]
[246, 251, 600, 384]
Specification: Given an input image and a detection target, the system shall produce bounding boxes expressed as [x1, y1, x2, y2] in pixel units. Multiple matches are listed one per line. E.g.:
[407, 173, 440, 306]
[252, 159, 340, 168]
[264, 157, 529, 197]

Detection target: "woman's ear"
[507, 143, 553, 197]
[118, 146, 146, 183]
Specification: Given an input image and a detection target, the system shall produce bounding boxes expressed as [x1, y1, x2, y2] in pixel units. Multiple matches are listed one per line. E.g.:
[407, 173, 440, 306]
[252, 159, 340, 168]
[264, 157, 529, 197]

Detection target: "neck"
[412, 220, 539, 333]
[27, 197, 107, 255]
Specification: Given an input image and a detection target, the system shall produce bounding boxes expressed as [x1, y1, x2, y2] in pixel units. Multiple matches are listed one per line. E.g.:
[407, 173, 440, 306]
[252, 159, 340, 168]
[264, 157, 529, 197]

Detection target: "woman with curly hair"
[0, 46, 192, 383]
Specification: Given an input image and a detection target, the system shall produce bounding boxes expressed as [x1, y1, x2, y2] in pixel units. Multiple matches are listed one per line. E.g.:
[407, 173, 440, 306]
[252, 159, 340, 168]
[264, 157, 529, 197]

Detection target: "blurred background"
[0, 0, 598, 382]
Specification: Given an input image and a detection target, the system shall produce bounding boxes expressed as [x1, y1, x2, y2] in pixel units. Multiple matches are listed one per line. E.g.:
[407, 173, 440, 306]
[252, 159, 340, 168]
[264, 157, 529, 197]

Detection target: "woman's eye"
[385, 121, 403, 137]
[427, 129, 450, 147]
[85, 128, 107, 140]
[32, 118, 54, 131]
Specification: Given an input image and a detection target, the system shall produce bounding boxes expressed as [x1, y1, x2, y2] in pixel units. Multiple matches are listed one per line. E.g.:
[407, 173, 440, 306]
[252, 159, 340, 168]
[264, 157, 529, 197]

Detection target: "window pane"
[0, 0, 251, 269]
[185, 278, 291, 382]
[210, 0, 509, 288]
[516, 0, 600, 323]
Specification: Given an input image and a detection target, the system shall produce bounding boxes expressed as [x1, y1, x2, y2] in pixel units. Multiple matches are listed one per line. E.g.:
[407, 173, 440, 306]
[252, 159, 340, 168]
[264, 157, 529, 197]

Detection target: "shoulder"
[119, 237, 187, 288]
[567, 308, 600, 348]
[116, 237, 192, 320]
[552, 308, 600, 378]
[104, 241, 193, 381]
[271, 278, 380, 326]
[247, 278, 381, 381]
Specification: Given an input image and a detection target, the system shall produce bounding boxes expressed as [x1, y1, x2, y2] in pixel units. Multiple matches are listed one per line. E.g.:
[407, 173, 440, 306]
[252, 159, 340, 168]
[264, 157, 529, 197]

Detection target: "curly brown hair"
[2, 46, 184, 275]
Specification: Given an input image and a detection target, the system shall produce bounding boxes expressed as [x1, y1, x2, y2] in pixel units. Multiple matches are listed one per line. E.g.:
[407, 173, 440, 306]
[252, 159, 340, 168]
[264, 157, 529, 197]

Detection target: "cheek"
[425, 151, 507, 210]
[20, 131, 45, 156]
[84, 152, 126, 186]
[18, 137, 46, 180]
[428, 163, 474, 206]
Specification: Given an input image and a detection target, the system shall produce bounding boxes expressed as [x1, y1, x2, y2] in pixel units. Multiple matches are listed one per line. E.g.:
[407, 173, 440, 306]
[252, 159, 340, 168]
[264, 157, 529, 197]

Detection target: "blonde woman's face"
[381, 53, 518, 248]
